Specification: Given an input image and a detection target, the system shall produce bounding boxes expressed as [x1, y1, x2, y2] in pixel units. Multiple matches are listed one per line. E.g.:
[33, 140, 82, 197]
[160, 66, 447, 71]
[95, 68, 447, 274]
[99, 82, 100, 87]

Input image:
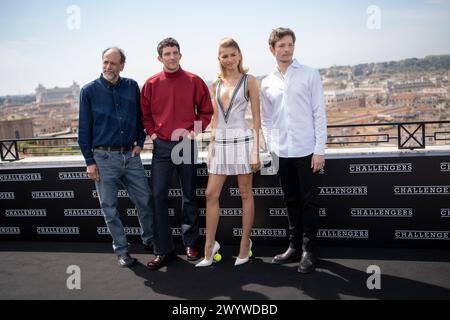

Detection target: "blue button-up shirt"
[78, 75, 146, 166]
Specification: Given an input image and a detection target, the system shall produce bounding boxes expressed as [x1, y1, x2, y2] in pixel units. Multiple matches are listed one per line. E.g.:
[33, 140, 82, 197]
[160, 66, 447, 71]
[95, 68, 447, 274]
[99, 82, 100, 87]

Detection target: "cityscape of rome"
[1, 54, 449, 156]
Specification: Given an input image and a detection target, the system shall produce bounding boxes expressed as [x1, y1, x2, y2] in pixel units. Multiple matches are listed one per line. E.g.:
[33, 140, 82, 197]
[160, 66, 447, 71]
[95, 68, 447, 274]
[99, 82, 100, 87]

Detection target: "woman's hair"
[218, 37, 248, 79]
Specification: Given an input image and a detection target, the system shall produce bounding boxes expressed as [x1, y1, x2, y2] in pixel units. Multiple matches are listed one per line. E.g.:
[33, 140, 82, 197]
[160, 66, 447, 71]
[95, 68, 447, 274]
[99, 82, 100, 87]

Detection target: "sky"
[1, 0, 450, 95]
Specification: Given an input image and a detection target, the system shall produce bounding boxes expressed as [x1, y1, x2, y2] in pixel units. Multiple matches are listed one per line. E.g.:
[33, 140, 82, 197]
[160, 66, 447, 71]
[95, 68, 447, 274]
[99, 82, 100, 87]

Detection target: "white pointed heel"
[195, 241, 221, 267]
[234, 239, 253, 266]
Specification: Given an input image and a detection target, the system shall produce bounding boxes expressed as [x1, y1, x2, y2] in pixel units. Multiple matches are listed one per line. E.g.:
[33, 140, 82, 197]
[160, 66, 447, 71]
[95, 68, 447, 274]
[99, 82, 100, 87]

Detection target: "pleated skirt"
[208, 135, 254, 175]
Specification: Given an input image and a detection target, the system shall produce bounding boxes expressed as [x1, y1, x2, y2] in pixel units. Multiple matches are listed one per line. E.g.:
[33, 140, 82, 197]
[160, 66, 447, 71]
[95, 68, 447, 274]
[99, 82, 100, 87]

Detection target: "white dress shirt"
[260, 59, 327, 158]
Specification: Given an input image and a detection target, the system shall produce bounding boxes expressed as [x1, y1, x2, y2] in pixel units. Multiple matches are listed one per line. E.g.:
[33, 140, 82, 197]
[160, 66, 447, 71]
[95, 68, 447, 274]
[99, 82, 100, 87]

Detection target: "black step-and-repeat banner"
[1, 155, 449, 248]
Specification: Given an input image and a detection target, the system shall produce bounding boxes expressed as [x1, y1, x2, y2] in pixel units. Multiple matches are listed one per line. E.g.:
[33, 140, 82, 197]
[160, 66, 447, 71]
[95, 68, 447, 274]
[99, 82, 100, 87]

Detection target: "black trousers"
[277, 154, 318, 252]
[151, 138, 198, 255]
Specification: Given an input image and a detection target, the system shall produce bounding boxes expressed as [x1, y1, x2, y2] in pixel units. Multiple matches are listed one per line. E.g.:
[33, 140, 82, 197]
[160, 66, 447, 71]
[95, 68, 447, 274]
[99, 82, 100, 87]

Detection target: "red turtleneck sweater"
[140, 67, 213, 141]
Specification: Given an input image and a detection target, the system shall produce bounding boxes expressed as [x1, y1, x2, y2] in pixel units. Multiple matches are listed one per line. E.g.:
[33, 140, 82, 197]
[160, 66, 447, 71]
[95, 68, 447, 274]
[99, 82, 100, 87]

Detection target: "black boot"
[272, 247, 300, 264]
[297, 251, 315, 274]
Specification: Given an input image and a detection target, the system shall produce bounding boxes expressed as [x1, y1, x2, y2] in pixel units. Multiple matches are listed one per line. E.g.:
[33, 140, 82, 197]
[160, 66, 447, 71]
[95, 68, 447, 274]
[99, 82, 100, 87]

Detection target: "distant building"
[354, 87, 386, 95]
[35, 82, 80, 103]
[325, 91, 365, 108]
[421, 87, 448, 98]
[389, 92, 417, 106]
[0, 115, 34, 139]
[36, 128, 76, 147]
[365, 94, 387, 107]
[393, 80, 434, 93]
[322, 78, 346, 91]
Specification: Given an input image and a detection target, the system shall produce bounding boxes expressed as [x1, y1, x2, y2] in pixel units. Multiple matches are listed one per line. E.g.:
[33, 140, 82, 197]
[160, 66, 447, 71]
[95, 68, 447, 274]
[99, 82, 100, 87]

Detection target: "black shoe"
[118, 253, 137, 268]
[297, 251, 315, 274]
[272, 247, 300, 264]
[143, 243, 154, 253]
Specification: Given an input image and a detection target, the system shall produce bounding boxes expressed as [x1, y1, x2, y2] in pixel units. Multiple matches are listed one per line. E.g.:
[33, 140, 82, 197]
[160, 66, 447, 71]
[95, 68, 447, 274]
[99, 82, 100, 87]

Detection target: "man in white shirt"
[260, 27, 327, 274]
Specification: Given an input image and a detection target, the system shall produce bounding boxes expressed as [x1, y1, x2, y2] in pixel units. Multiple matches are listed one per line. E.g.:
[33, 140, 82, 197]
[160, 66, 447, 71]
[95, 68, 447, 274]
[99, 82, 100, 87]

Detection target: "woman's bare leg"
[237, 173, 254, 258]
[204, 174, 227, 258]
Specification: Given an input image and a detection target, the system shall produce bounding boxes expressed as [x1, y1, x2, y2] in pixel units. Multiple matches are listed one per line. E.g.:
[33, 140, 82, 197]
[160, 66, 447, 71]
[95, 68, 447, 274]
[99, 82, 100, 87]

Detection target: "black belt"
[95, 146, 133, 152]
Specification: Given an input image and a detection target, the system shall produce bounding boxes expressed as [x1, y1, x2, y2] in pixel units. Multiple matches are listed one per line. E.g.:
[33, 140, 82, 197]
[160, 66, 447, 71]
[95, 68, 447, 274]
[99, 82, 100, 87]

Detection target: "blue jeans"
[94, 150, 154, 255]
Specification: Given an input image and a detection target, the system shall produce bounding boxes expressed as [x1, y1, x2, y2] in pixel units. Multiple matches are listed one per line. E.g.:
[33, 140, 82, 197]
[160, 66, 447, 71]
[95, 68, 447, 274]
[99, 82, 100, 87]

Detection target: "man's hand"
[150, 133, 158, 141]
[311, 154, 325, 173]
[86, 164, 100, 182]
[132, 146, 142, 157]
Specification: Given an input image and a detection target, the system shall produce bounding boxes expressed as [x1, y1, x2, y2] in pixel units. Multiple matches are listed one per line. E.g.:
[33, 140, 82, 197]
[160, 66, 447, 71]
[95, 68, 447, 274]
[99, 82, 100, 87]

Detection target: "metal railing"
[2, 120, 450, 161]
[327, 120, 450, 149]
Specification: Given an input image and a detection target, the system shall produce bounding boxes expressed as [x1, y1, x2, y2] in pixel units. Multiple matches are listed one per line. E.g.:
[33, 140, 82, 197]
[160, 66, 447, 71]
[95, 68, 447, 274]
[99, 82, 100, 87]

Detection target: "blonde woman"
[196, 38, 261, 267]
